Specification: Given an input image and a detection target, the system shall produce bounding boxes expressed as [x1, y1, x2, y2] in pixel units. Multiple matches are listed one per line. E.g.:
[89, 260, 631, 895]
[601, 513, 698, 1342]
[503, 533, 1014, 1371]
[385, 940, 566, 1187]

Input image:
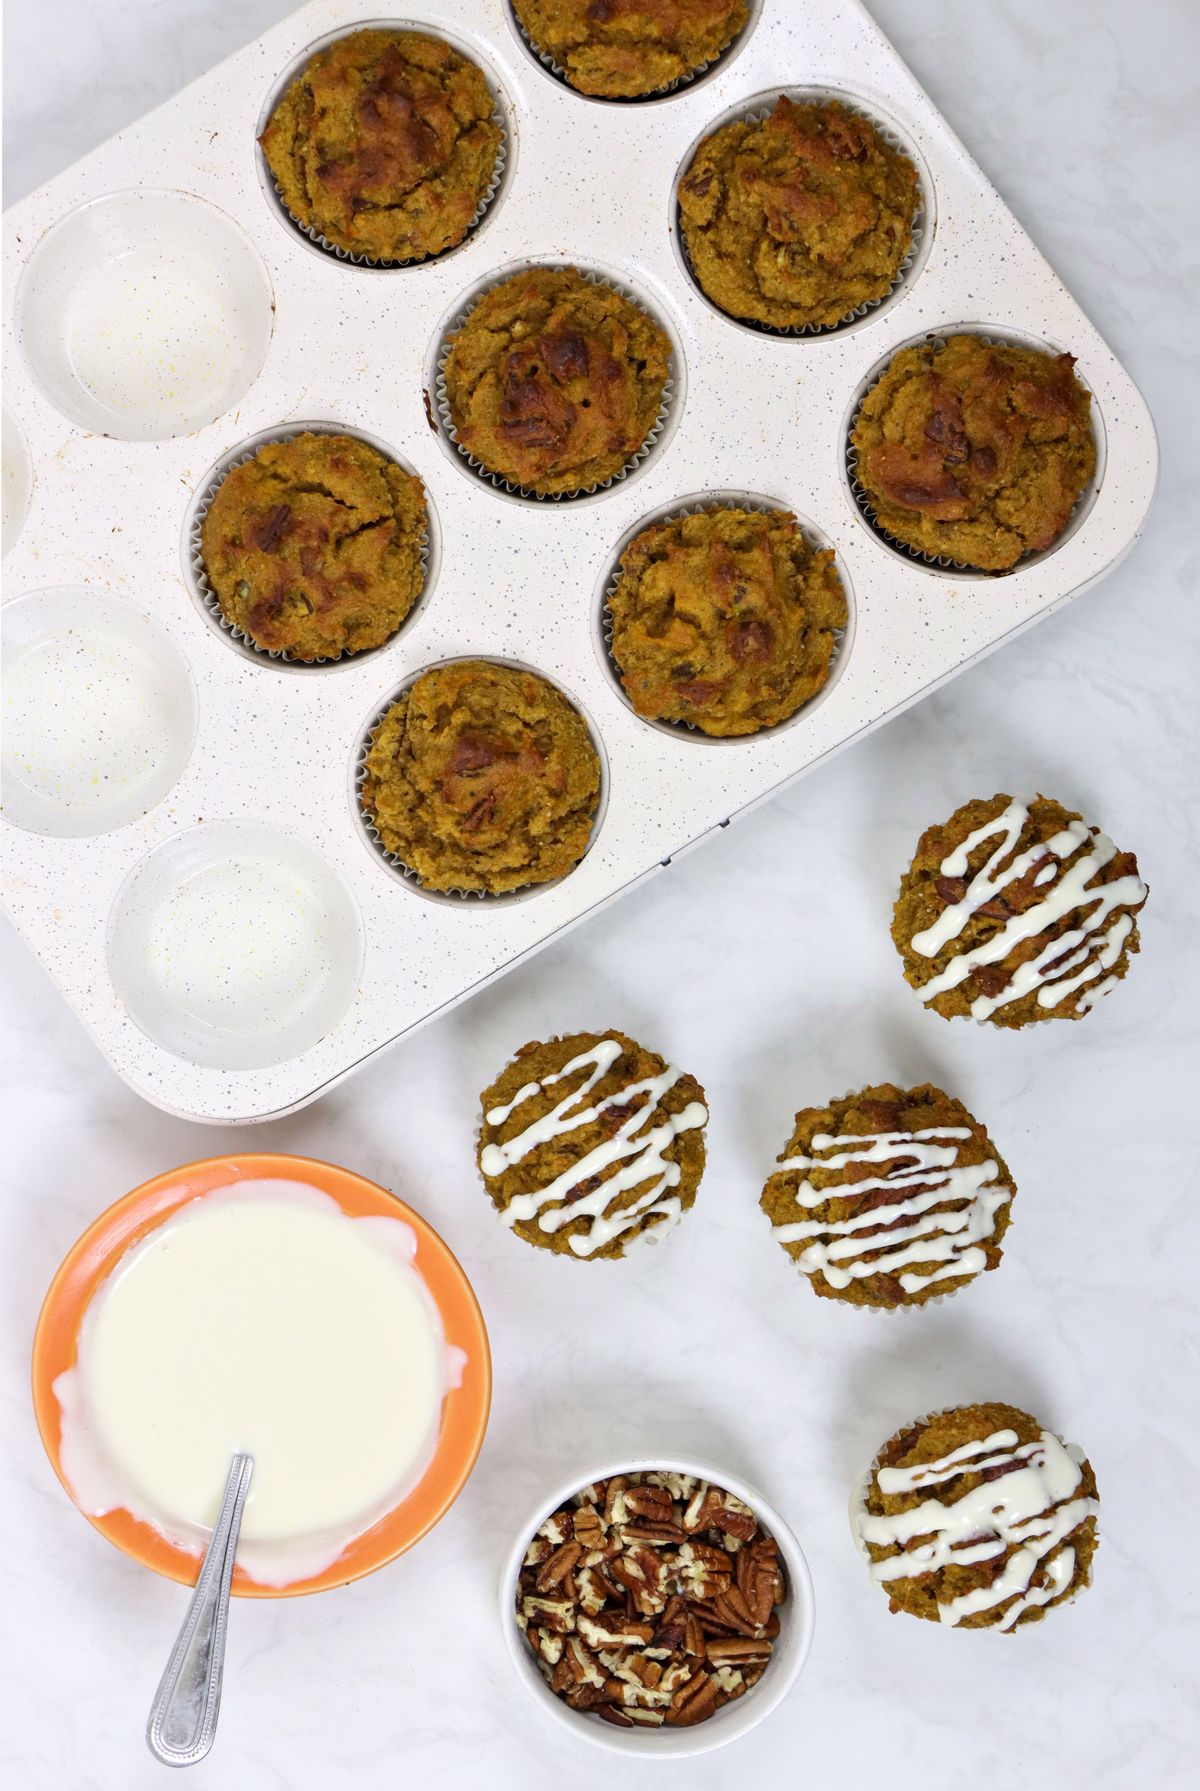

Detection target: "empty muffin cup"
[2, 588, 198, 837]
[15, 190, 274, 440]
[106, 821, 364, 1069]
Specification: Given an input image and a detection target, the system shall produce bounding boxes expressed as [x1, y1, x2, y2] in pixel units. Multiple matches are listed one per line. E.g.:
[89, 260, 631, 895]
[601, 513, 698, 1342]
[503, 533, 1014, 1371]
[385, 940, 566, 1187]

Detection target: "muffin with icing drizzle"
[852, 335, 1096, 570]
[760, 1083, 1014, 1310]
[260, 28, 502, 263]
[441, 265, 672, 496]
[360, 661, 601, 894]
[511, 0, 749, 99]
[478, 1030, 707, 1259]
[677, 96, 919, 331]
[892, 793, 1147, 1027]
[852, 1403, 1099, 1630]
[607, 505, 847, 736]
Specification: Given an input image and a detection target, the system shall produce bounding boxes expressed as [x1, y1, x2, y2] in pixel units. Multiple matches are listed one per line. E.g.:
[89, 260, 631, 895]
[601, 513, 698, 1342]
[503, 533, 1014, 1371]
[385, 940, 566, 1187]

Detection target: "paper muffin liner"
[846, 331, 1101, 574]
[676, 90, 928, 338]
[260, 27, 508, 269]
[354, 658, 607, 903]
[600, 494, 849, 743]
[848, 1406, 1096, 1620]
[434, 267, 676, 502]
[188, 423, 430, 668]
[508, 0, 755, 104]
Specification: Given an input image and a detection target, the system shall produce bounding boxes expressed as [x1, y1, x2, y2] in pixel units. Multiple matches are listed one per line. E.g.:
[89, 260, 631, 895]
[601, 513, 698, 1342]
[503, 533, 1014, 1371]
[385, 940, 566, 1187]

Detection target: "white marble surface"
[3, 2, 1198, 1786]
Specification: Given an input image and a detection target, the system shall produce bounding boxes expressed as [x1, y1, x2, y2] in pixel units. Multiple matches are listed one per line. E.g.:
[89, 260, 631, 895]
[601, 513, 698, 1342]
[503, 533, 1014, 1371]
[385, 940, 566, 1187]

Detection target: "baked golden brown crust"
[360, 661, 601, 893]
[511, 0, 748, 98]
[856, 1404, 1099, 1629]
[852, 334, 1096, 570]
[678, 96, 918, 330]
[259, 28, 502, 262]
[441, 266, 672, 495]
[478, 1030, 706, 1259]
[200, 433, 427, 660]
[607, 506, 847, 735]
[759, 1083, 1014, 1309]
[892, 793, 1147, 1028]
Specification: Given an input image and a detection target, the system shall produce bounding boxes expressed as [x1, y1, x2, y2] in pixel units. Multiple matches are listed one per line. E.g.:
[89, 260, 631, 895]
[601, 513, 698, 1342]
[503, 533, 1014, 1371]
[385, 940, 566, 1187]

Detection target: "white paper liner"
[508, 1, 753, 104]
[354, 660, 606, 902]
[849, 1406, 1097, 1625]
[189, 424, 429, 667]
[435, 267, 675, 501]
[601, 496, 848, 742]
[846, 331, 1100, 574]
[261, 29, 508, 269]
[676, 93, 927, 338]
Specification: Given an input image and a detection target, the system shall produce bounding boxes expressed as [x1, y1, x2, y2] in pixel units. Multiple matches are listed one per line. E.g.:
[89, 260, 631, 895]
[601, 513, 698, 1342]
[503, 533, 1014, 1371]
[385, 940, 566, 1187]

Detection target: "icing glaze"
[771, 1126, 1012, 1294]
[481, 1039, 706, 1257]
[910, 798, 1146, 1021]
[859, 1425, 1097, 1629]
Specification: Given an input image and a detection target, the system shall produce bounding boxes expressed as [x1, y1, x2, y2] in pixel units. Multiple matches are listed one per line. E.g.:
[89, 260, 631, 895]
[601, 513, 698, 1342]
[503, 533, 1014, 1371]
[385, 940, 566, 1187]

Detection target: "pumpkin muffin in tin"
[511, 0, 749, 99]
[260, 28, 503, 262]
[440, 265, 672, 495]
[677, 95, 919, 330]
[892, 792, 1147, 1027]
[760, 1082, 1015, 1310]
[853, 1403, 1099, 1630]
[360, 661, 601, 894]
[607, 504, 847, 736]
[852, 334, 1096, 570]
[478, 1029, 707, 1258]
[199, 432, 427, 660]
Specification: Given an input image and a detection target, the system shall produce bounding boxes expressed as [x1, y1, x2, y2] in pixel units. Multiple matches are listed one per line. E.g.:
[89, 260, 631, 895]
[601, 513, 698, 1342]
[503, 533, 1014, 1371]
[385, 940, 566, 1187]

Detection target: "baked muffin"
[478, 1030, 707, 1258]
[607, 506, 847, 736]
[511, 0, 748, 98]
[678, 96, 918, 330]
[852, 334, 1096, 570]
[259, 28, 502, 262]
[200, 433, 427, 660]
[760, 1083, 1014, 1310]
[853, 1403, 1099, 1630]
[360, 661, 601, 893]
[441, 266, 672, 495]
[892, 793, 1147, 1027]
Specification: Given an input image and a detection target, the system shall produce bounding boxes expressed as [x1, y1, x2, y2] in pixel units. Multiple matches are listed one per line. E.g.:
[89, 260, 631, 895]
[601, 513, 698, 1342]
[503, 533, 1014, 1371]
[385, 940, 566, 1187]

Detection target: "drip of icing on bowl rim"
[53, 1179, 465, 1587]
[480, 1038, 707, 1256]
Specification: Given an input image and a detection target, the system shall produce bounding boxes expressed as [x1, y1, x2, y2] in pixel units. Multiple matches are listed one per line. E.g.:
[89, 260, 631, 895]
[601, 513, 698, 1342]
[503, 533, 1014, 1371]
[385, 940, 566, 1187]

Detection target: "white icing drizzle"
[481, 1039, 707, 1258]
[771, 1126, 1011, 1294]
[858, 1426, 1097, 1630]
[910, 798, 1146, 1021]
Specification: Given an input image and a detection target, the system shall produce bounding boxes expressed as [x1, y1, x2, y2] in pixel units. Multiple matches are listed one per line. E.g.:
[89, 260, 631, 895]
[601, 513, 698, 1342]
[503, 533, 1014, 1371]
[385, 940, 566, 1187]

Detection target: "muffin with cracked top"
[511, 0, 749, 98]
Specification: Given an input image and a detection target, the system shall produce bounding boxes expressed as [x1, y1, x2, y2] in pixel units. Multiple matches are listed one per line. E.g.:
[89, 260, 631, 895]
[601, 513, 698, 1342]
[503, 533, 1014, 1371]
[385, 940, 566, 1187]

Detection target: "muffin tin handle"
[145, 1451, 253, 1768]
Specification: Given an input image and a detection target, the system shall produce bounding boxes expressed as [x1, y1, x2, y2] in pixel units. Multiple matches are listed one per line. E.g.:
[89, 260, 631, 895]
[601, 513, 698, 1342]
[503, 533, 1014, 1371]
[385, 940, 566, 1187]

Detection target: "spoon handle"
[145, 1452, 253, 1769]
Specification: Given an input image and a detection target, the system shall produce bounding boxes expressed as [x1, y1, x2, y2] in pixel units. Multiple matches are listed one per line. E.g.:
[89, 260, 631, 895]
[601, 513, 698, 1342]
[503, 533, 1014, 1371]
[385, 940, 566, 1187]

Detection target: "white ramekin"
[498, 1454, 815, 1759]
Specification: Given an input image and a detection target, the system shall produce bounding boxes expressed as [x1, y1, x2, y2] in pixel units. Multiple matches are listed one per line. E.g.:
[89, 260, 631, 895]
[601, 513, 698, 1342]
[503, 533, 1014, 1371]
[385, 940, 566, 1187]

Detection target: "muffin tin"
[0, 0, 1158, 1122]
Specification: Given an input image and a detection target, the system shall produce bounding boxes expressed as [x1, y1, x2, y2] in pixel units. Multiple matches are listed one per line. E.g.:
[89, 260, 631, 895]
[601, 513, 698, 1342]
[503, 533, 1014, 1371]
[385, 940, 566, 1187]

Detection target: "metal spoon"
[145, 1452, 253, 1768]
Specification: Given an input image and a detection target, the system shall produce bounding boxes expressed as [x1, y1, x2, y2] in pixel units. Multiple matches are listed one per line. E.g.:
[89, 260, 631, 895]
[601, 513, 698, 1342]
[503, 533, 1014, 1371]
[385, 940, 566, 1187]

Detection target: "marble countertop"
[3, 2, 1198, 1787]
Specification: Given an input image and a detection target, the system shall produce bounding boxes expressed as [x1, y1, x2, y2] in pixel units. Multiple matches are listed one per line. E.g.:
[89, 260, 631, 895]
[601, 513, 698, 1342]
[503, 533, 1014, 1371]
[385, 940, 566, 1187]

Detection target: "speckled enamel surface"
[0, 0, 1159, 1122]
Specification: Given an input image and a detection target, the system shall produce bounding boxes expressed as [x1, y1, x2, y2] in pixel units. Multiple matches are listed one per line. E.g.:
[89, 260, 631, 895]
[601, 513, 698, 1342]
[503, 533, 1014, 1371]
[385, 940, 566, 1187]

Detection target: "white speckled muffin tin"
[0, 0, 1158, 1122]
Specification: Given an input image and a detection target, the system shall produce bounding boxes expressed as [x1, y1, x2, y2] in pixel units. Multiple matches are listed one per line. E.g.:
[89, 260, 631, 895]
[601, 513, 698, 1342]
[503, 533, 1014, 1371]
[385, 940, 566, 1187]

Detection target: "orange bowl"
[32, 1153, 491, 1597]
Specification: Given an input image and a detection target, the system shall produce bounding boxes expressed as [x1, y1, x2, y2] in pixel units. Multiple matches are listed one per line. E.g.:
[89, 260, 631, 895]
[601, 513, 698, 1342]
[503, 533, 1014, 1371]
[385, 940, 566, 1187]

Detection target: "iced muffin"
[441, 265, 672, 495]
[892, 793, 1147, 1027]
[478, 1029, 707, 1258]
[759, 1083, 1015, 1309]
[607, 504, 846, 736]
[853, 1403, 1099, 1630]
[199, 432, 427, 660]
[678, 95, 918, 330]
[260, 28, 502, 262]
[852, 334, 1096, 570]
[360, 661, 601, 893]
[511, 0, 749, 98]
